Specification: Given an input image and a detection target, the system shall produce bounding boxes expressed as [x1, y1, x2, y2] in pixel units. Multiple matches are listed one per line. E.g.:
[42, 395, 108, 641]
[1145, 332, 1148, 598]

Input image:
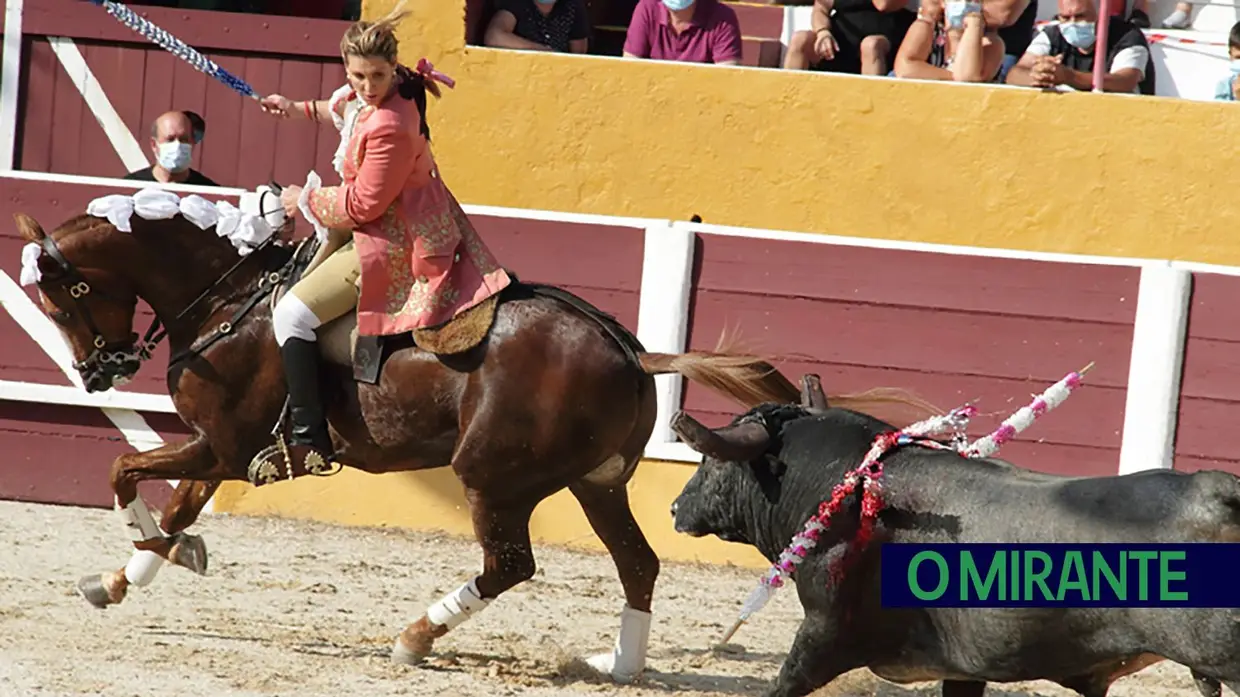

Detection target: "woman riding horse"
[257, 5, 511, 476]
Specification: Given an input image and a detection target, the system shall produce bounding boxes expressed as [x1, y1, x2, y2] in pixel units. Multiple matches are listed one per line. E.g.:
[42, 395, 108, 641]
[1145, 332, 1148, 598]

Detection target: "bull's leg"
[941, 681, 986, 697]
[77, 437, 220, 609]
[1190, 669, 1223, 697]
[570, 479, 660, 684]
[391, 493, 538, 665]
[766, 615, 856, 697]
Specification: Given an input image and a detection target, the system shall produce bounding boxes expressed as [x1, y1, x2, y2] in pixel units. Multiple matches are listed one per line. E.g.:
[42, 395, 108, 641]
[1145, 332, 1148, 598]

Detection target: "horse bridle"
[37, 233, 151, 382]
[37, 184, 288, 386]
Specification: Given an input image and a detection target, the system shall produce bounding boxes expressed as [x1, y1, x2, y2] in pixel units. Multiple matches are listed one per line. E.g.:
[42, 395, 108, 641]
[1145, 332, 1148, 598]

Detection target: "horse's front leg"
[77, 437, 222, 609]
[161, 479, 220, 575]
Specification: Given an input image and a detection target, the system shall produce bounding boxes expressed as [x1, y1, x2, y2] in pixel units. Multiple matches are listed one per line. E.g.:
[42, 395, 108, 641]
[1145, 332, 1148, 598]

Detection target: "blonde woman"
[893, 0, 1007, 82]
[256, 5, 512, 475]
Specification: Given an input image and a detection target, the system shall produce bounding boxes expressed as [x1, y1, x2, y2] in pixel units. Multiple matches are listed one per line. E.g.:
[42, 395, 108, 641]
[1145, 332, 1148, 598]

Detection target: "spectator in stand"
[125, 110, 219, 186]
[782, 0, 915, 76]
[994, 0, 1038, 82]
[484, 0, 590, 53]
[893, 0, 1007, 81]
[1162, 1, 1192, 28]
[1005, 0, 1153, 94]
[1213, 21, 1240, 100]
[622, 0, 742, 65]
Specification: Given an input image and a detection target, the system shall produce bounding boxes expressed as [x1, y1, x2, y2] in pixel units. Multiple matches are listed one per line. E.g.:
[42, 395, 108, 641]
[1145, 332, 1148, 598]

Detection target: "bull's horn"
[670, 411, 771, 462]
[800, 374, 828, 411]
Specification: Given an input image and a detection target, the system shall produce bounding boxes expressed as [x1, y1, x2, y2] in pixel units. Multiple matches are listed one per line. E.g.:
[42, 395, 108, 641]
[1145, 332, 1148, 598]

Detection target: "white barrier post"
[635, 222, 695, 449]
[1117, 263, 1191, 474]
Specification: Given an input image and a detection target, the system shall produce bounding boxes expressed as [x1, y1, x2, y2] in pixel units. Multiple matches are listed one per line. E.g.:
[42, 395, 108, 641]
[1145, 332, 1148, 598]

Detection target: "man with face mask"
[124, 110, 219, 186]
[1004, 0, 1153, 94]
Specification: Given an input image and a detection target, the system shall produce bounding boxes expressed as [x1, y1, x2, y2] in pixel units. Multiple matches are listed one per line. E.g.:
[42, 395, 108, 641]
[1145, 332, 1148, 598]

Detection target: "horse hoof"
[585, 651, 641, 684]
[390, 636, 427, 666]
[169, 533, 209, 575]
[77, 574, 115, 609]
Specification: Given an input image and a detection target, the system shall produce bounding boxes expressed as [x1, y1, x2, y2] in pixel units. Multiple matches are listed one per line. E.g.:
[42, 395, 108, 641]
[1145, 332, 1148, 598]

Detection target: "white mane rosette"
[19, 242, 42, 286]
[19, 186, 284, 286]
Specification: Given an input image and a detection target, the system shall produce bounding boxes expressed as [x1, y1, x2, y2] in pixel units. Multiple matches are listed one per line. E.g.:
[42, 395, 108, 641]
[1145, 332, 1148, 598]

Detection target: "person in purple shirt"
[622, 0, 743, 65]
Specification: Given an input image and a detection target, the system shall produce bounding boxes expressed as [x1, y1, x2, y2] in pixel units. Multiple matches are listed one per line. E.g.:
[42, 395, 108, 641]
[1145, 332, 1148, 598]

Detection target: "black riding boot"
[279, 336, 334, 457]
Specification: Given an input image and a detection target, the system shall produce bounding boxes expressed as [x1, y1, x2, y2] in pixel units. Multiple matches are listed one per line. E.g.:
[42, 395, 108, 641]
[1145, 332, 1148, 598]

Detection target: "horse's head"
[15, 213, 144, 392]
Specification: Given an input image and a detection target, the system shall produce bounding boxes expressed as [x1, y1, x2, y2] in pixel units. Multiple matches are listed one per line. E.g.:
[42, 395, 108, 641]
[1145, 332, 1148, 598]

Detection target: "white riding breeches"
[273, 293, 322, 346]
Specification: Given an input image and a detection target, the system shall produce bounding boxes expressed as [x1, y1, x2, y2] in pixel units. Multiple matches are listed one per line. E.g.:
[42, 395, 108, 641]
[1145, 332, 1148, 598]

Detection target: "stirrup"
[247, 432, 342, 487]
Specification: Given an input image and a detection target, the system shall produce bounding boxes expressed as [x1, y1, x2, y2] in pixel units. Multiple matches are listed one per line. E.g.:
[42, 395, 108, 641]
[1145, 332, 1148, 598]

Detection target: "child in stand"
[1214, 21, 1240, 101]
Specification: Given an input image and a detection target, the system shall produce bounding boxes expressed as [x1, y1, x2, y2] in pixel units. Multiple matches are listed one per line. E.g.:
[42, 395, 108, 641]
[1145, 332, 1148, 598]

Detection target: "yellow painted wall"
[365, 0, 1240, 265]
[213, 0, 1240, 562]
[212, 459, 770, 568]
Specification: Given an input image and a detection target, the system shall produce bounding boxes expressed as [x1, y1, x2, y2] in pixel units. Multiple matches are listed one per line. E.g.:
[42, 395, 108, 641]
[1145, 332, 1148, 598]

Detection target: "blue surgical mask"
[1230, 58, 1240, 74]
[1060, 21, 1095, 49]
[156, 141, 193, 173]
[662, 0, 695, 11]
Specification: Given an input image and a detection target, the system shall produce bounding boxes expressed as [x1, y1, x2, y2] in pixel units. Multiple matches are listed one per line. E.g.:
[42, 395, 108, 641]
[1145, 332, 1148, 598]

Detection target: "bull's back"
[879, 452, 1240, 544]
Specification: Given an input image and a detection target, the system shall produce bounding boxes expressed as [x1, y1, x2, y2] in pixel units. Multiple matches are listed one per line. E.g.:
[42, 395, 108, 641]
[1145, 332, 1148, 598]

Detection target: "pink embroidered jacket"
[305, 85, 511, 337]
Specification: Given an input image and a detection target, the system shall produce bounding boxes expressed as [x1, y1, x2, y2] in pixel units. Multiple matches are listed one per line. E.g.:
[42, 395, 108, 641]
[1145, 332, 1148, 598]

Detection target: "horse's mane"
[54, 213, 116, 241]
[54, 207, 294, 287]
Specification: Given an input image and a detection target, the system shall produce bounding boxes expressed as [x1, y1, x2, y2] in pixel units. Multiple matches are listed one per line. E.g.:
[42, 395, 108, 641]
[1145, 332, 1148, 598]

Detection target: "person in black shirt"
[124, 110, 220, 187]
[483, 0, 590, 53]
[1005, 0, 1153, 94]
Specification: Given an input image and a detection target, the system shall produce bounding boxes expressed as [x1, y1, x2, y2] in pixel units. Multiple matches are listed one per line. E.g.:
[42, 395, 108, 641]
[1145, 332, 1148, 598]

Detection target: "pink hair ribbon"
[416, 58, 456, 89]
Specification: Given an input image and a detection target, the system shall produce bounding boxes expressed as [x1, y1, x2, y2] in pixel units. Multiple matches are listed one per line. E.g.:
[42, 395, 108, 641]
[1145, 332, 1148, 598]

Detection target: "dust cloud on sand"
[0, 500, 1203, 696]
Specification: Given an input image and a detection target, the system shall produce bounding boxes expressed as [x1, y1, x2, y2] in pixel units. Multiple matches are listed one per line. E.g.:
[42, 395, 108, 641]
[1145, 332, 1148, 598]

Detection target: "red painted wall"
[1174, 272, 1240, 476]
[17, 1, 349, 190]
[680, 234, 1140, 477]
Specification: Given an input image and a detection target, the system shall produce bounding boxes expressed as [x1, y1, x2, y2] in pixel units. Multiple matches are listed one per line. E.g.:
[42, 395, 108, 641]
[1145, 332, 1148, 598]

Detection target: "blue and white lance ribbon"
[87, 0, 259, 100]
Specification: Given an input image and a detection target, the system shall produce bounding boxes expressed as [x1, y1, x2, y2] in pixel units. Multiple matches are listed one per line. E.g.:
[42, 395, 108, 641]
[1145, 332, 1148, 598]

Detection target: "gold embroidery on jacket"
[309, 186, 351, 229]
[451, 205, 499, 276]
[379, 205, 461, 320]
[416, 211, 458, 256]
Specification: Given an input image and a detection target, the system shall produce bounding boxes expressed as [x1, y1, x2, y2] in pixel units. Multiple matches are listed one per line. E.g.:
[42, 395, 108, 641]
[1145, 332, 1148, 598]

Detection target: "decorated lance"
[87, 0, 260, 101]
[961, 362, 1094, 458]
[714, 363, 1094, 649]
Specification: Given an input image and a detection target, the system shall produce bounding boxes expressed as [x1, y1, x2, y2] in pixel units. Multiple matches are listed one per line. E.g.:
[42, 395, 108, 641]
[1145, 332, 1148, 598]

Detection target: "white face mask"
[156, 141, 193, 173]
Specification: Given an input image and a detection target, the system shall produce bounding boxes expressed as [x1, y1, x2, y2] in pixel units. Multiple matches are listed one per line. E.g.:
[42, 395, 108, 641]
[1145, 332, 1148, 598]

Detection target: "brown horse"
[13, 193, 936, 681]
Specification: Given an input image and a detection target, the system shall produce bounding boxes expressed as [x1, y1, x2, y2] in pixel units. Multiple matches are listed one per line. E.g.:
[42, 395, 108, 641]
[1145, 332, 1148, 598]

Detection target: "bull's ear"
[14, 214, 46, 244]
[800, 373, 828, 411]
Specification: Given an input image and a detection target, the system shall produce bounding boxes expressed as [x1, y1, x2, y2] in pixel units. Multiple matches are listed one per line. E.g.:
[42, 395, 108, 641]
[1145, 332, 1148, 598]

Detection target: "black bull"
[668, 386, 1237, 697]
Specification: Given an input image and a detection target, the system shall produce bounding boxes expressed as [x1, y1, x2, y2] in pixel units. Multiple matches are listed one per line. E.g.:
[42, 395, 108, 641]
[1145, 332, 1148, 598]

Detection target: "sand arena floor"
[0, 500, 1210, 697]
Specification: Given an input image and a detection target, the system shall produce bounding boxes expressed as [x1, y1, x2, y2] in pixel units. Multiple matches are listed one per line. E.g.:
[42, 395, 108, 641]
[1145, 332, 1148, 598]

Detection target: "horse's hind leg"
[78, 437, 220, 609]
[391, 493, 538, 665]
[570, 478, 659, 683]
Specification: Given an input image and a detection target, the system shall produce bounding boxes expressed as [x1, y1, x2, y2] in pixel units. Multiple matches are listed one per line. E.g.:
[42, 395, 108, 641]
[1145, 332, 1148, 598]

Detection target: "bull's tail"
[636, 332, 942, 427]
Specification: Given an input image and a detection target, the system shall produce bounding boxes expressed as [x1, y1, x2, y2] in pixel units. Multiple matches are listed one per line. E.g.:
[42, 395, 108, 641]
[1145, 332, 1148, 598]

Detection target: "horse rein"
[36, 185, 291, 384]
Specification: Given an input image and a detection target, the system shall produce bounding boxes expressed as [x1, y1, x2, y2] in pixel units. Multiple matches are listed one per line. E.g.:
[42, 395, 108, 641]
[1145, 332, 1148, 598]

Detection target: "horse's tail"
[637, 332, 943, 428]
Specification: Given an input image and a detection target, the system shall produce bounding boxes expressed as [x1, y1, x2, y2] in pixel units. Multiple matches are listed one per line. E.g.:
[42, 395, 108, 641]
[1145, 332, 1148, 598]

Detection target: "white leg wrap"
[124, 550, 165, 586]
[586, 605, 652, 683]
[426, 577, 491, 631]
[118, 498, 164, 542]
